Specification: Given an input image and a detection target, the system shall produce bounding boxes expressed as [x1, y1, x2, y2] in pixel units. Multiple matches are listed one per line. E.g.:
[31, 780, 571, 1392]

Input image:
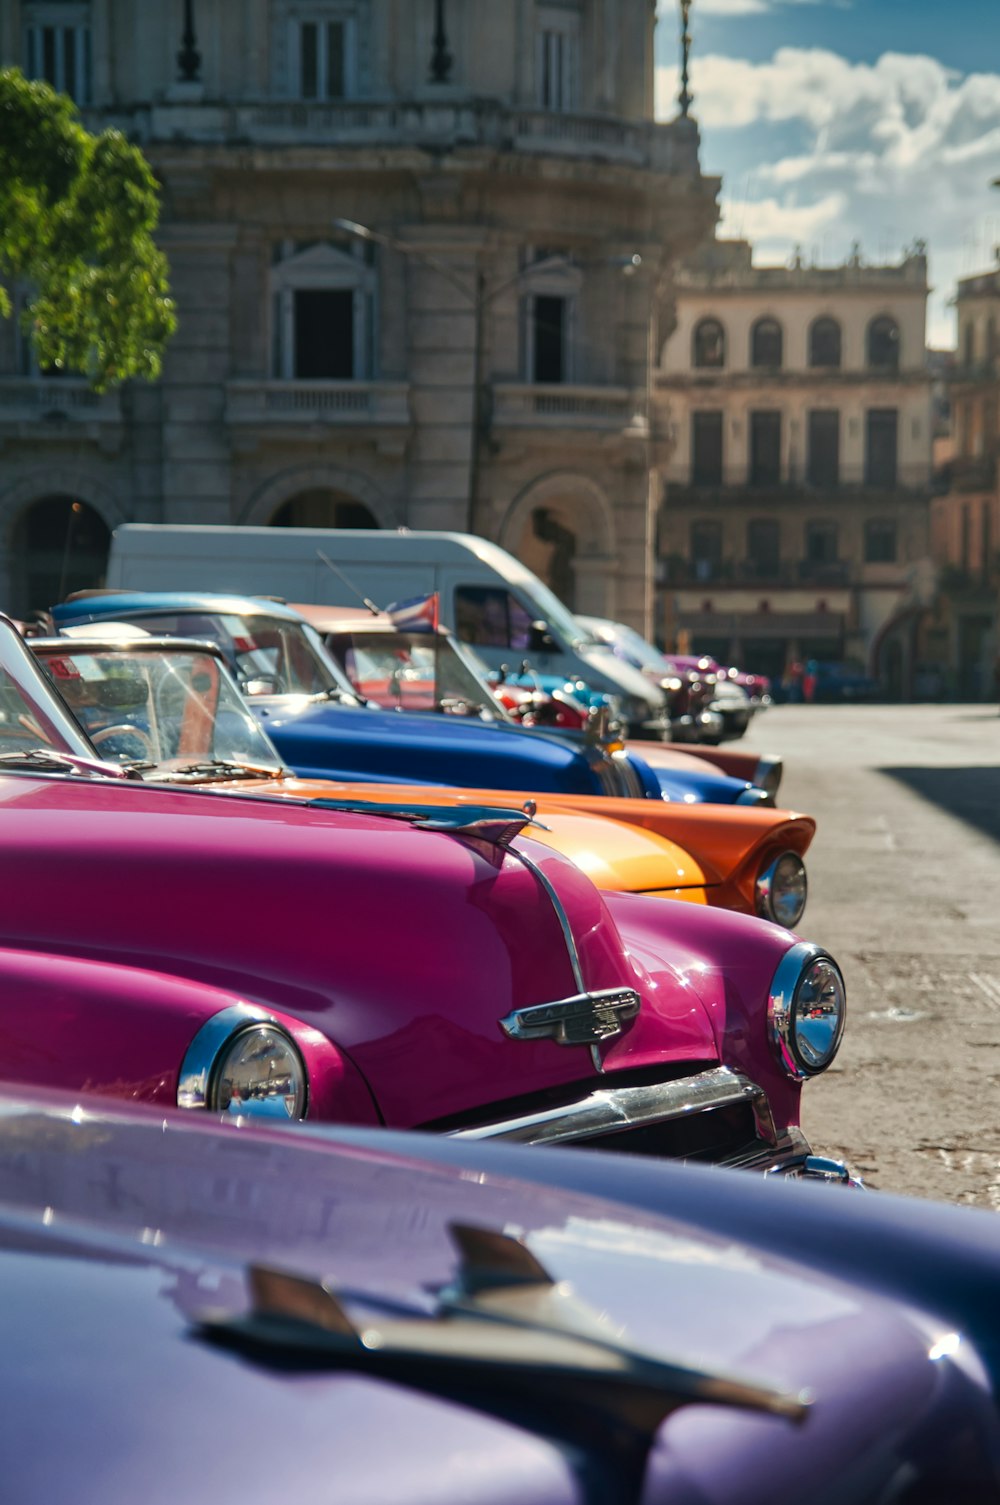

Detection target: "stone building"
[0, 0, 718, 630]
[655, 238, 934, 692]
[929, 268, 999, 699]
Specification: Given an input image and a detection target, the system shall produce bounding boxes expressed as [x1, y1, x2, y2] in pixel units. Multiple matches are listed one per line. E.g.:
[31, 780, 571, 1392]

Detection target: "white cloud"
[656, 0, 834, 13]
[656, 48, 1000, 346]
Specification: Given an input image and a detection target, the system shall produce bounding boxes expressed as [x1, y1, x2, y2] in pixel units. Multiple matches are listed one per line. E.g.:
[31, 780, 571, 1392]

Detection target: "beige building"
[929, 269, 999, 698]
[655, 239, 934, 692]
[0, 0, 717, 631]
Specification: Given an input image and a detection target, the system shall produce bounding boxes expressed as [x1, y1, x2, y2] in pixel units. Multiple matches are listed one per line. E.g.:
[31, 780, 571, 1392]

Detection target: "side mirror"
[242, 675, 280, 697]
[528, 620, 556, 653]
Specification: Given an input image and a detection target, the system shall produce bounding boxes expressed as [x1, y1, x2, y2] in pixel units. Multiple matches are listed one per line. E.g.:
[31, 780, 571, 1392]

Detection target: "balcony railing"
[224, 380, 410, 427]
[664, 558, 852, 587]
[0, 378, 122, 426]
[492, 383, 646, 433]
[90, 99, 701, 176]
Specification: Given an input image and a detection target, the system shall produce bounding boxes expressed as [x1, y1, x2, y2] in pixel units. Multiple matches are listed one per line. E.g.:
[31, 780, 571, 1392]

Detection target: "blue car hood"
[257, 698, 604, 795]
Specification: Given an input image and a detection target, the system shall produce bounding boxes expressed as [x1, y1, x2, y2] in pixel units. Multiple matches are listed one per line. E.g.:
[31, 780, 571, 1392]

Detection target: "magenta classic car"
[2, 1083, 1000, 1503]
[5, 1084, 1000, 1502]
[0, 613, 846, 1175]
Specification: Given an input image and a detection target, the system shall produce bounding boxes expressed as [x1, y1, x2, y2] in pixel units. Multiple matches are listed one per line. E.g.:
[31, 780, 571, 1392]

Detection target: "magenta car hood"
[0, 775, 720, 1126]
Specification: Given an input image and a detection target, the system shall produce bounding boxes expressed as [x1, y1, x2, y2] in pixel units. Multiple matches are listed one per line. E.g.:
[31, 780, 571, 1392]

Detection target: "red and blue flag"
[385, 592, 440, 634]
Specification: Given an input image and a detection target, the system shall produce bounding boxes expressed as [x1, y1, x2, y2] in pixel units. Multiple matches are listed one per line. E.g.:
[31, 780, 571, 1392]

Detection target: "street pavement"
[737, 699, 1000, 1206]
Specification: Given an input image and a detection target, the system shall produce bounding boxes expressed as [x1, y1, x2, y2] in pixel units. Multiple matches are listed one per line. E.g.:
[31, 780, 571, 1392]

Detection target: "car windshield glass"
[89, 610, 355, 699]
[0, 620, 98, 759]
[328, 629, 509, 719]
[33, 643, 284, 771]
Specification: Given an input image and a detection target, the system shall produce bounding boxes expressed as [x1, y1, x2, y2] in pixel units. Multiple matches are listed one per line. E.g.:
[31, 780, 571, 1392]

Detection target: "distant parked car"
[805, 659, 880, 704]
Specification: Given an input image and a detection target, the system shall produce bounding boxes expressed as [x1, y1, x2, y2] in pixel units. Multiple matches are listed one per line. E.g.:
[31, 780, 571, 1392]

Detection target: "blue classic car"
[50, 593, 771, 805]
[3, 1081, 1000, 1503]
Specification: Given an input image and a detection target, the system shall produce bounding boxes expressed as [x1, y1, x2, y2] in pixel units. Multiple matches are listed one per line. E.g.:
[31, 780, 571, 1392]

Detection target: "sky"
[653, 0, 1000, 347]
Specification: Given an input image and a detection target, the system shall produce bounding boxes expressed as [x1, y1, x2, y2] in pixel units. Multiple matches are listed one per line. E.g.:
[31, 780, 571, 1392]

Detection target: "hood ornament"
[499, 987, 641, 1048]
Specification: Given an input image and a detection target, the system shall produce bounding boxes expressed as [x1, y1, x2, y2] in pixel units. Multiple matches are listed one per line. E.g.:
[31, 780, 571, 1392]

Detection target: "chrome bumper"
[447, 1064, 851, 1177]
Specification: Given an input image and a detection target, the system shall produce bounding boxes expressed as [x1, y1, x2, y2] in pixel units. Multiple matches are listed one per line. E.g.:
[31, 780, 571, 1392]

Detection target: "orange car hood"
[195, 773, 704, 892]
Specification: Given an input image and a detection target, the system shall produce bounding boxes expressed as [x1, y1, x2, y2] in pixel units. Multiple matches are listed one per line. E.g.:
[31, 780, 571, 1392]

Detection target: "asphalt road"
[737, 699, 1000, 1207]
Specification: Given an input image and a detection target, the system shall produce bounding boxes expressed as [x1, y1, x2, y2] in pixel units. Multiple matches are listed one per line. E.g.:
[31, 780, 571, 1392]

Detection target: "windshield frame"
[29, 634, 288, 777]
[0, 615, 106, 762]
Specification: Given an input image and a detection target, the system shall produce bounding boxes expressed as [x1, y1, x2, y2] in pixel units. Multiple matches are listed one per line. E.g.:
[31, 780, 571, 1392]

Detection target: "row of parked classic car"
[3, 585, 1000, 1502]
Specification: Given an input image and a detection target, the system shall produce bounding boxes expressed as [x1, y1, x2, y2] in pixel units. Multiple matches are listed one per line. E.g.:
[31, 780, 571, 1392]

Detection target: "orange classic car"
[32, 632, 813, 928]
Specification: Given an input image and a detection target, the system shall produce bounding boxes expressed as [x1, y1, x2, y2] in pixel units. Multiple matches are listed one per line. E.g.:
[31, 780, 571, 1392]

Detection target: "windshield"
[80, 610, 359, 701]
[32, 642, 284, 772]
[0, 620, 98, 759]
[326, 628, 509, 719]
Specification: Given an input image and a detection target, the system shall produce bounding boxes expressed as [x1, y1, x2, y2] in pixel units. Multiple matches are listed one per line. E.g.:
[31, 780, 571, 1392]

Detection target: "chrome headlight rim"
[177, 1003, 308, 1120]
[768, 941, 846, 1080]
[755, 849, 807, 927]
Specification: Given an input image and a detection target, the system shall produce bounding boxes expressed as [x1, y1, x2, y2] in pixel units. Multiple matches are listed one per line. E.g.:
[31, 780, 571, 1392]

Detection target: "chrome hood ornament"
[499, 988, 641, 1048]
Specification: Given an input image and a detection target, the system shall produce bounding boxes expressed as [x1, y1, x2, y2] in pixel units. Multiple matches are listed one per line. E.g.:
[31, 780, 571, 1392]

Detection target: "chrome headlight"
[753, 754, 783, 800]
[178, 1004, 307, 1120]
[768, 943, 846, 1079]
[755, 851, 807, 928]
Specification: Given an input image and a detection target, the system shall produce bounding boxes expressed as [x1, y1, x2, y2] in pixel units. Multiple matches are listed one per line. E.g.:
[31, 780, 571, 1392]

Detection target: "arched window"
[692, 318, 725, 369]
[867, 316, 900, 371]
[809, 317, 841, 368]
[750, 317, 783, 369]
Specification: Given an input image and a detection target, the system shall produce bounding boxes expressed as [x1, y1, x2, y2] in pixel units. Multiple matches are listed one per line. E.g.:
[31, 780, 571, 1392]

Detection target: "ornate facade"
[655, 239, 934, 691]
[0, 0, 718, 628]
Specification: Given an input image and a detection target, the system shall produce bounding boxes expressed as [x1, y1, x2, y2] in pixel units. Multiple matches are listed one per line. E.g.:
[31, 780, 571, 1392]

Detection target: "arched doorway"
[269, 489, 379, 529]
[520, 507, 578, 608]
[500, 474, 615, 617]
[10, 496, 111, 616]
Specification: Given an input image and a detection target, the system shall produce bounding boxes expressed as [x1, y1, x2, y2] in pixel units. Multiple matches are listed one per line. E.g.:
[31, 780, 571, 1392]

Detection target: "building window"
[270, 241, 375, 379]
[805, 519, 838, 565]
[690, 521, 723, 582]
[809, 317, 842, 369]
[691, 411, 723, 485]
[746, 519, 780, 579]
[522, 253, 580, 384]
[865, 409, 898, 488]
[865, 519, 897, 563]
[454, 587, 535, 651]
[867, 316, 900, 371]
[292, 10, 357, 99]
[23, 6, 92, 104]
[692, 318, 725, 369]
[536, 6, 580, 111]
[531, 295, 568, 382]
[963, 321, 975, 368]
[749, 411, 781, 486]
[807, 410, 840, 487]
[750, 317, 783, 369]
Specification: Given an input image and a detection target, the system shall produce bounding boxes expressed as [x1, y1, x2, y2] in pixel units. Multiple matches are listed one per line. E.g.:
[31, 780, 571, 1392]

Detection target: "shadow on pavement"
[879, 766, 1000, 844]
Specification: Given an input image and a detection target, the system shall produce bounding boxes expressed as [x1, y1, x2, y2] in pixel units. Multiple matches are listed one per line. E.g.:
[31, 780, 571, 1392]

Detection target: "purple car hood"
[0, 1090, 996, 1505]
[0, 775, 720, 1126]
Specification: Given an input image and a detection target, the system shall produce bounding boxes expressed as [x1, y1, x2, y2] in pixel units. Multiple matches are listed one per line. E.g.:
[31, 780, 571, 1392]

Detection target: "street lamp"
[678, 0, 693, 119]
[177, 0, 201, 83]
[332, 218, 611, 534]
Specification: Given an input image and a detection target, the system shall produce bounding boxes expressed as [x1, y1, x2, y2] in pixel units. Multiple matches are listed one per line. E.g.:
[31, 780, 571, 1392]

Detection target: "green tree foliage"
[0, 68, 176, 389]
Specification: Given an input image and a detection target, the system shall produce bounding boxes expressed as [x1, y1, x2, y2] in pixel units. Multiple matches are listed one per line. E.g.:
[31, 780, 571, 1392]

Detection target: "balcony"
[663, 557, 852, 588]
[225, 378, 408, 427]
[0, 378, 123, 446]
[96, 99, 701, 178]
[491, 383, 647, 439]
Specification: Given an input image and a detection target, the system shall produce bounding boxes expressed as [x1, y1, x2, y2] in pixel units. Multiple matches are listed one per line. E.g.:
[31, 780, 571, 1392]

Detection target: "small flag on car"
[385, 592, 440, 634]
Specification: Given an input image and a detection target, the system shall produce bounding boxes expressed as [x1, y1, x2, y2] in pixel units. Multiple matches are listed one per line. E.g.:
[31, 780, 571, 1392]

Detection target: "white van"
[105, 524, 666, 731]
